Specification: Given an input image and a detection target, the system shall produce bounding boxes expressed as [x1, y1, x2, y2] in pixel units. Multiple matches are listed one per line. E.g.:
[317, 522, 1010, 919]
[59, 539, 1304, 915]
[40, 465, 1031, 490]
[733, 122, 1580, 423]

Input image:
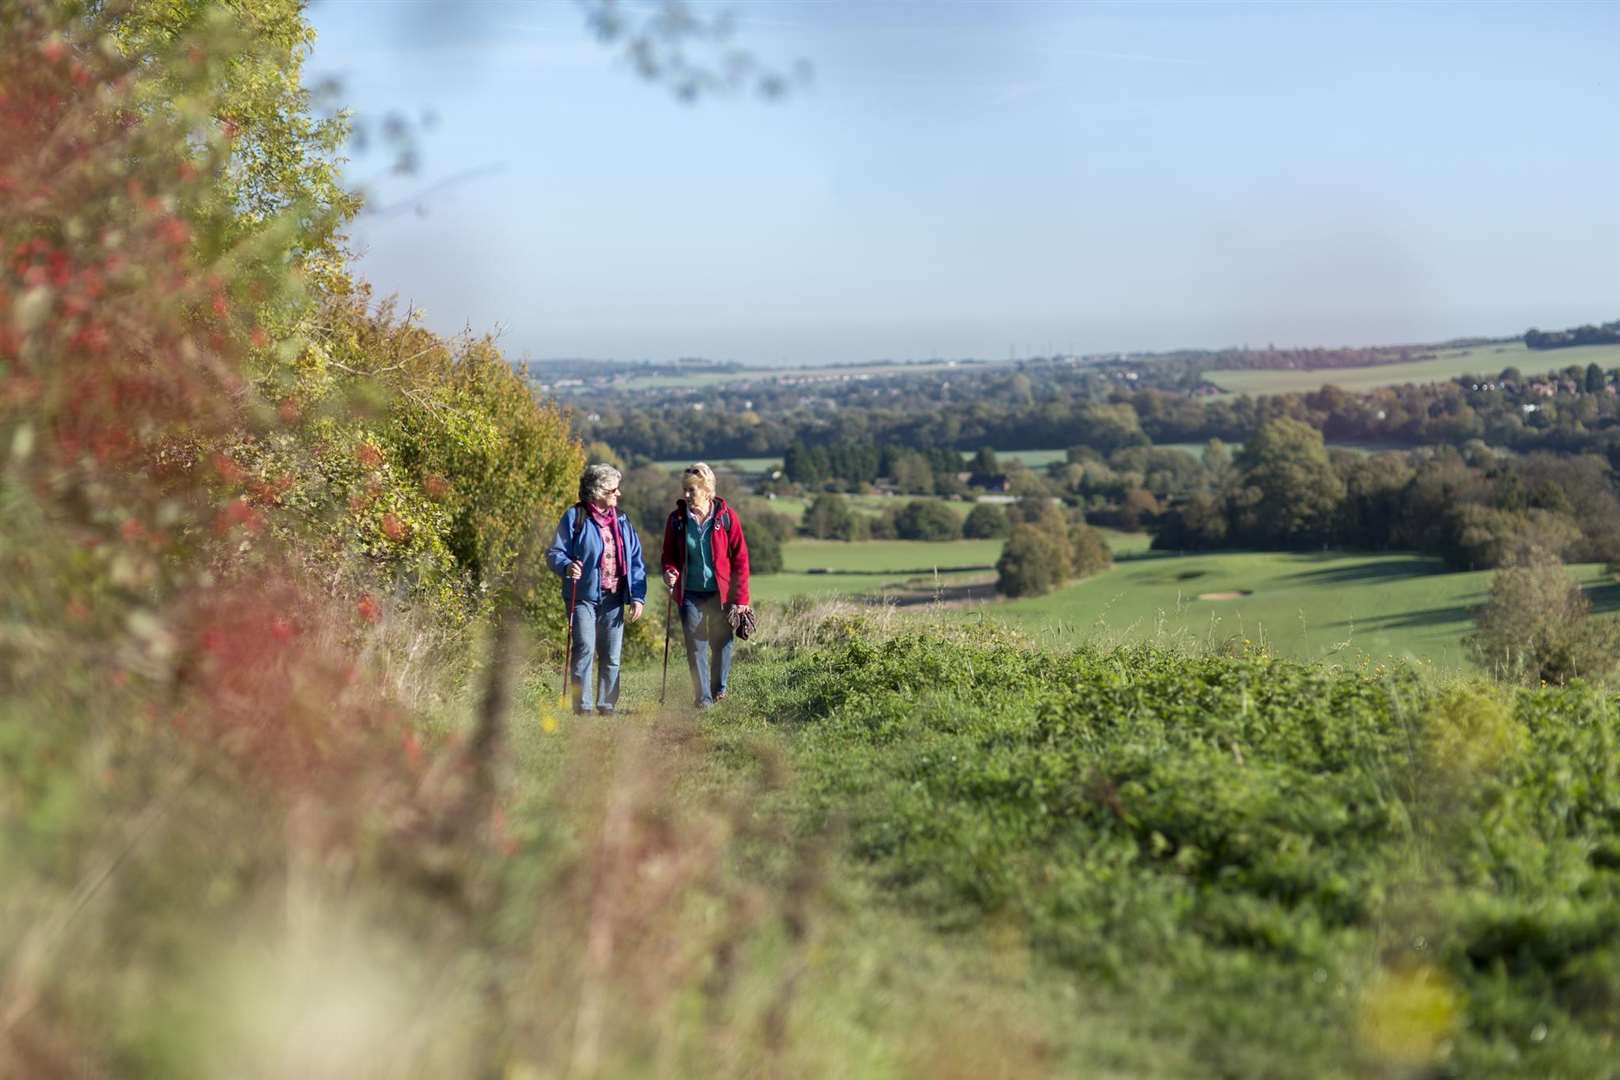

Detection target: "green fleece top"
[684, 509, 717, 592]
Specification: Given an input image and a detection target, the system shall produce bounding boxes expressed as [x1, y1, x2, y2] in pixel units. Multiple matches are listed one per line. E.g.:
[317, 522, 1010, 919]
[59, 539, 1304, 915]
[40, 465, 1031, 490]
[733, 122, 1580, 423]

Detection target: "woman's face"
[683, 479, 710, 508]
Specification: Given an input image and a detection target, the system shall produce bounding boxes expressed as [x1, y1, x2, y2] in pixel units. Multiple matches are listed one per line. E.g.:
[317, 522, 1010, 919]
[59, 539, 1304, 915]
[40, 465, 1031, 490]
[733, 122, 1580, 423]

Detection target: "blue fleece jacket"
[545, 504, 648, 607]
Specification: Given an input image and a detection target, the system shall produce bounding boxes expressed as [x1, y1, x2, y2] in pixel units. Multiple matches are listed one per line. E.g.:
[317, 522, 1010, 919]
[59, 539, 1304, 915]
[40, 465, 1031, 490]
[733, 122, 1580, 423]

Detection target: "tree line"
[583, 360, 1620, 466]
[1153, 420, 1620, 571]
[1525, 320, 1620, 351]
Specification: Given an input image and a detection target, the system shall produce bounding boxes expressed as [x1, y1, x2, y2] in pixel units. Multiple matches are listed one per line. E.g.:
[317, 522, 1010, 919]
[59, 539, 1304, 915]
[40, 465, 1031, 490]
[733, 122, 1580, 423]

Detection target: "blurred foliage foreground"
[0, 3, 784, 1075]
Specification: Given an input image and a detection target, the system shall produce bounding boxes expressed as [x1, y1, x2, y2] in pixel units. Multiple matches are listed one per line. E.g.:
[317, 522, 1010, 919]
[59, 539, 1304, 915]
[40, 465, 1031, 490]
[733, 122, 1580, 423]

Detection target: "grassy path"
[507, 658, 1198, 1077]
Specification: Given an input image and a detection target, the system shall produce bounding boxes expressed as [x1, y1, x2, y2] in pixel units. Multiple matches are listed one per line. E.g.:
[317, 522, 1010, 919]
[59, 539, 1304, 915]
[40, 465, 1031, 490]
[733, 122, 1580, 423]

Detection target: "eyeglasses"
[604, 488, 620, 496]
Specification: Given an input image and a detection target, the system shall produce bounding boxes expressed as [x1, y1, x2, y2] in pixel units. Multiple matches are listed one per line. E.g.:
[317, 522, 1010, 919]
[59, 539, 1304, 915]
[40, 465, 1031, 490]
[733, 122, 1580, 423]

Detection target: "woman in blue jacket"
[545, 464, 647, 714]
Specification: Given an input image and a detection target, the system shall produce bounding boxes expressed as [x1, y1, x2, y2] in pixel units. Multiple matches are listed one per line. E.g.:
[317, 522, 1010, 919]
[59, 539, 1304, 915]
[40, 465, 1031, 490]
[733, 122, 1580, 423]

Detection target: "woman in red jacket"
[660, 462, 750, 707]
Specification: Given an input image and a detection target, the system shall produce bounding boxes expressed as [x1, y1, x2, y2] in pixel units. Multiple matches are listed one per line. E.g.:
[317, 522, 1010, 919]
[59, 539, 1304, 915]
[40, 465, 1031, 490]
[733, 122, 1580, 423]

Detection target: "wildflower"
[356, 593, 381, 622]
[212, 497, 262, 534]
[212, 452, 245, 484]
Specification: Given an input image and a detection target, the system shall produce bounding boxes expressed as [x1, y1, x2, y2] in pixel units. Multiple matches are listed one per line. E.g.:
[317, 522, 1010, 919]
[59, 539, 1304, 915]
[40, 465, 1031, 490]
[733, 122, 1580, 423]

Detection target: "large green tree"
[1229, 418, 1345, 547]
[100, 0, 360, 276]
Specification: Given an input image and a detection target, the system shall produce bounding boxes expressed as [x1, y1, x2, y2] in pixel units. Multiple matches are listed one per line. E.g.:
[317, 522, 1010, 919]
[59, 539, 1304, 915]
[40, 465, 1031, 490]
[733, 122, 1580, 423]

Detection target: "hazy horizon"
[309, 0, 1620, 367]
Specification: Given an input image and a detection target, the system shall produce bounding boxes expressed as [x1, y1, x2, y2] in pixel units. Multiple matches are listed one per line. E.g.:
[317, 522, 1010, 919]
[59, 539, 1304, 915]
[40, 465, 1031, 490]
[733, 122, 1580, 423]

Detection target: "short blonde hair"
[681, 462, 716, 498]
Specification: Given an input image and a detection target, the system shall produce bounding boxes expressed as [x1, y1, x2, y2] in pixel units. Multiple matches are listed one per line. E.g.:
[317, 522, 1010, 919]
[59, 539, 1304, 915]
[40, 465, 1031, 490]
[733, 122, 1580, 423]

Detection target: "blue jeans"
[570, 597, 624, 714]
[680, 591, 734, 707]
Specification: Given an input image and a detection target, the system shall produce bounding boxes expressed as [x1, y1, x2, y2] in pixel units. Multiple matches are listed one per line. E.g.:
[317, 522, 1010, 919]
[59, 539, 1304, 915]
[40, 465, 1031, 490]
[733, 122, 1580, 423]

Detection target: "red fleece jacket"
[661, 497, 750, 607]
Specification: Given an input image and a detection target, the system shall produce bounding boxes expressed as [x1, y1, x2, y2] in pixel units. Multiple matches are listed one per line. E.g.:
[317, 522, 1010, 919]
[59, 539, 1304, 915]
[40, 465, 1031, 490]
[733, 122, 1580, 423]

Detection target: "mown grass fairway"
[989, 548, 1620, 672]
[750, 531, 1620, 673]
[1204, 340, 1620, 396]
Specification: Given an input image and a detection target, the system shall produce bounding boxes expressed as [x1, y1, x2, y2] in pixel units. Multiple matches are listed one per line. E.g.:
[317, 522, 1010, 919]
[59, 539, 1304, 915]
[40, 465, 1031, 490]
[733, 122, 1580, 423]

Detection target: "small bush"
[894, 499, 960, 541]
[961, 503, 1010, 539]
[1467, 550, 1620, 684]
[744, 520, 784, 574]
[801, 493, 861, 541]
[995, 524, 1072, 597]
[1068, 520, 1113, 578]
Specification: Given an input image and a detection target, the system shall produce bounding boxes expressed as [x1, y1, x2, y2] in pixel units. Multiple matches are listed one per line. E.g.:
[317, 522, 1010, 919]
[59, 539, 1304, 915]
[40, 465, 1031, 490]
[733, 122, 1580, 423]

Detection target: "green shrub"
[894, 499, 960, 541]
[1067, 520, 1112, 578]
[1467, 550, 1620, 685]
[995, 524, 1071, 597]
[801, 493, 862, 540]
[743, 520, 784, 574]
[732, 632, 1620, 1076]
[961, 503, 1010, 539]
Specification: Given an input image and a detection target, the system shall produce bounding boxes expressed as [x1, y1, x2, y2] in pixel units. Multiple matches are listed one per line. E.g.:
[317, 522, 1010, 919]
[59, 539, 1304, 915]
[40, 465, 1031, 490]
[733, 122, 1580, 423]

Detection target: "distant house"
[969, 472, 1011, 493]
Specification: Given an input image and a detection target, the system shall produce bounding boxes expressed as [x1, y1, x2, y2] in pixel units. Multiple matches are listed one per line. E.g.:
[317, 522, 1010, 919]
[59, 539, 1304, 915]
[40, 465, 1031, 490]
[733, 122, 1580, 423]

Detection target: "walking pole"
[659, 576, 676, 706]
[562, 572, 578, 703]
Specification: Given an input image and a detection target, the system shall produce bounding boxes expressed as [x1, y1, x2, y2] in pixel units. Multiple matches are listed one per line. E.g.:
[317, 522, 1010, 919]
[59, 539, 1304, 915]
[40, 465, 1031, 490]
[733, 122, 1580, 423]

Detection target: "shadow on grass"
[1330, 604, 1475, 632]
[858, 580, 1001, 608]
[1321, 576, 1620, 632]
[1281, 557, 1449, 586]
[1585, 580, 1620, 615]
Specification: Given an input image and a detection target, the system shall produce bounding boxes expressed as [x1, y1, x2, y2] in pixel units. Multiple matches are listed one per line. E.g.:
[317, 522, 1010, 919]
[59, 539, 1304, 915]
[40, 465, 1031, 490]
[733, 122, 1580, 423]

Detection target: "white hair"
[579, 463, 622, 504]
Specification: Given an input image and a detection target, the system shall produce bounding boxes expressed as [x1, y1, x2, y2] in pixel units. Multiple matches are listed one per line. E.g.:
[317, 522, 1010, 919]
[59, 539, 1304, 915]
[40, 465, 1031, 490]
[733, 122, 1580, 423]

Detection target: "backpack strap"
[570, 502, 586, 556]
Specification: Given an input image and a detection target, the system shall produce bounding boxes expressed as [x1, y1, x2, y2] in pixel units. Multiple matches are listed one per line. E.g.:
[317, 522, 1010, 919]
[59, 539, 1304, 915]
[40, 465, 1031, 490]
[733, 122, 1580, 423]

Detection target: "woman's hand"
[663, 568, 679, 589]
[627, 601, 644, 623]
[566, 560, 582, 579]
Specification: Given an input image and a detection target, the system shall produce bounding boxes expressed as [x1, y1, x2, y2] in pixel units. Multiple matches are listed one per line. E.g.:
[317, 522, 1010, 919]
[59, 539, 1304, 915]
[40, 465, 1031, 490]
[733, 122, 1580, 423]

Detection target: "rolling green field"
[991, 447, 1069, 467]
[752, 531, 1619, 673]
[989, 548, 1619, 672]
[1203, 341, 1620, 397]
[760, 492, 984, 523]
[751, 536, 1004, 603]
[654, 455, 781, 475]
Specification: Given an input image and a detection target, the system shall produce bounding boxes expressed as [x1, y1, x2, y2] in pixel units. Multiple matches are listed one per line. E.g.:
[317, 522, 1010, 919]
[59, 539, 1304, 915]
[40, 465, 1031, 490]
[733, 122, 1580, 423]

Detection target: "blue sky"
[308, 0, 1620, 366]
